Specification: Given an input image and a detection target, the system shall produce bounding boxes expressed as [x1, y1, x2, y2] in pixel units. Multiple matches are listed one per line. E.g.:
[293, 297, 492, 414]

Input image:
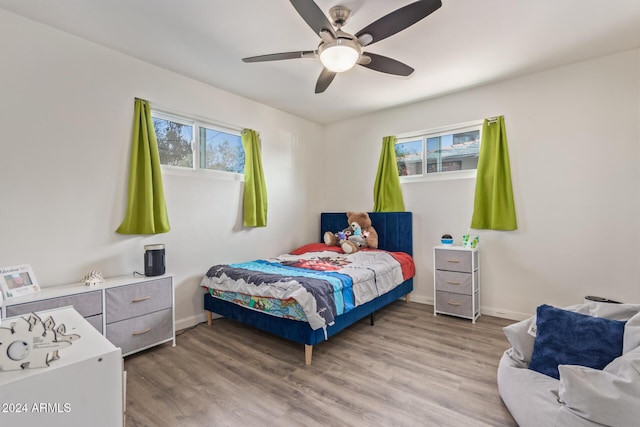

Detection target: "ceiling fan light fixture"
[318, 39, 360, 73]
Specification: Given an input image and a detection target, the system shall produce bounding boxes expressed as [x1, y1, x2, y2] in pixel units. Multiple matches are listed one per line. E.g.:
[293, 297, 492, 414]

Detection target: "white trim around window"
[150, 108, 245, 181]
[397, 120, 483, 183]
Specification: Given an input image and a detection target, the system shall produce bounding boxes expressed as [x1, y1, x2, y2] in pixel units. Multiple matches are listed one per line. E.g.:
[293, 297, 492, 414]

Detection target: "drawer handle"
[447, 259, 460, 263]
[131, 296, 152, 303]
[446, 281, 460, 285]
[132, 328, 152, 336]
[447, 301, 461, 306]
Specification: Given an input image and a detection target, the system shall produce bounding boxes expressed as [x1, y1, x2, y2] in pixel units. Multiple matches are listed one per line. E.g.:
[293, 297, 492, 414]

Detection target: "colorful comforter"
[201, 244, 414, 331]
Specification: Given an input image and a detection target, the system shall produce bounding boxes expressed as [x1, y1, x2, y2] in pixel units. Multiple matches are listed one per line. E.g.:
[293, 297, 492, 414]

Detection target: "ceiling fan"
[242, 0, 442, 93]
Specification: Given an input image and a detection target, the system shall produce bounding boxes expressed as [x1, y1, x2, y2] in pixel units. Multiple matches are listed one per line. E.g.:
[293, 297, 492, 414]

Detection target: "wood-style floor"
[124, 302, 517, 427]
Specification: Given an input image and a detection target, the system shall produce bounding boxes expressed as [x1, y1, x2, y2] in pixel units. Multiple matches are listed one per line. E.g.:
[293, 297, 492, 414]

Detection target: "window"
[199, 126, 244, 173]
[152, 110, 244, 175]
[396, 122, 482, 180]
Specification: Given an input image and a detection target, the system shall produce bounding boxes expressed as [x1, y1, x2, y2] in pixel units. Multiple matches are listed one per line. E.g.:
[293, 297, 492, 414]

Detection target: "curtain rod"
[486, 116, 501, 125]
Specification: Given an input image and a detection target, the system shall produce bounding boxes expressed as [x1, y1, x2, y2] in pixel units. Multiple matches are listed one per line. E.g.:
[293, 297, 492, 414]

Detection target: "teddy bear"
[323, 211, 379, 254]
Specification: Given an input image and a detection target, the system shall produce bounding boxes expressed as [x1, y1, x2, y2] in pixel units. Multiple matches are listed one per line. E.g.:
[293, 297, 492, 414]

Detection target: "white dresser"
[0, 306, 124, 427]
[1, 274, 175, 356]
[433, 246, 480, 322]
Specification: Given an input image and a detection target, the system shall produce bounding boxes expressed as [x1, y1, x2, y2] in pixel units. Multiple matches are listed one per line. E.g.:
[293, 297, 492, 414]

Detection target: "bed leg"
[370, 312, 375, 326]
[206, 310, 213, 326]
[305, 345, 313, 366]
[405, 293, 411, 303]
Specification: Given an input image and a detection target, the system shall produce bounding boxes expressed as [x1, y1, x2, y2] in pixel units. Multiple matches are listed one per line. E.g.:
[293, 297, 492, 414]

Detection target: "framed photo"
[0, 264, 40, 300]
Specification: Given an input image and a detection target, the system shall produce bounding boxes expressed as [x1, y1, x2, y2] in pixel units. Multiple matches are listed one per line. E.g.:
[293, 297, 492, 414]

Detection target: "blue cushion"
[528, 304, 626, 380]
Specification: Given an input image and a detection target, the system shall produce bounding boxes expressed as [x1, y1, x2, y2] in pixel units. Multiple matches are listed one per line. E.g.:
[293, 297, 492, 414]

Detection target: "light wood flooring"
[124, 302, 517, 427]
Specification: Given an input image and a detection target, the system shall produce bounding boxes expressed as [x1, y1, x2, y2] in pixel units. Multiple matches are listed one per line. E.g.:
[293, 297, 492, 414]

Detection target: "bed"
[201, 211, 414, 365]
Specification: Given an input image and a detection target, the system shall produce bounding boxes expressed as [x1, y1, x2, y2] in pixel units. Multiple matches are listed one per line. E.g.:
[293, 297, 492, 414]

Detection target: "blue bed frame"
[203, 212, 413, 365]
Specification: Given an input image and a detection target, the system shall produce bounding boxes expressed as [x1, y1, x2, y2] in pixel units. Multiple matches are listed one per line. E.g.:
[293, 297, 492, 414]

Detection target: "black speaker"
[144, 244, 165, 277]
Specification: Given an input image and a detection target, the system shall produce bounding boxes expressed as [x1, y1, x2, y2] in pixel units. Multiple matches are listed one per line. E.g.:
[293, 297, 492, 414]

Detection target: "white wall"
[324, 50, 640, 319]
[2, 9, 639, 327]
[0, 10, 324, 328]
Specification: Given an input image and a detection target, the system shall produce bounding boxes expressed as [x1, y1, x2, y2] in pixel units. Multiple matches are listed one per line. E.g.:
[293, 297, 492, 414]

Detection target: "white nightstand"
[433, 246, 480, 322]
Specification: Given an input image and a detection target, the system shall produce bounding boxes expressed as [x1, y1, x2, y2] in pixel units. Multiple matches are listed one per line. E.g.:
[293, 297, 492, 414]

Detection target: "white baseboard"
[409, 295, 530, 321]
[409, 295, 434, 305]
[175, 312, 207, 331]
[480, 307, 530, 321]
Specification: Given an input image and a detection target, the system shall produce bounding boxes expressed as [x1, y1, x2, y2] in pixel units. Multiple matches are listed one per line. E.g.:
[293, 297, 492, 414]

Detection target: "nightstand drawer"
[435, 270, 475, 295]
[106, 308, 173, 355]
[435, 249, 477, 273]
[435, 290, 479, 318]
[105, 278, 172, 323]
[5, 290, 102, 318]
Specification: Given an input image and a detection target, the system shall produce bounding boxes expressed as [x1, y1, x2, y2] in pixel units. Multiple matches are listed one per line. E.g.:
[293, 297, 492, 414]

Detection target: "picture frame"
[0, 264, 40, 300]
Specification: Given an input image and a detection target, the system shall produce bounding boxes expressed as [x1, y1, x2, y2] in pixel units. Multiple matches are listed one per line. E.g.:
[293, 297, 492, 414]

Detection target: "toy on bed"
[332, 227, 352, 243]
[323, 211, 379, 254]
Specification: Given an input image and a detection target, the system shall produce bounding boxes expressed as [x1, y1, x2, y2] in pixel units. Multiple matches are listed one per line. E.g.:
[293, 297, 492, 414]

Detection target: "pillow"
[557, 346, 640, 426]
[586, 301, 640, 321]
[289, 243, 344, 255]
[502, 303, 584, 366]
[528, 304, 626, 380]
[503, 317, 536, 365]
[623, 311, 640, 354]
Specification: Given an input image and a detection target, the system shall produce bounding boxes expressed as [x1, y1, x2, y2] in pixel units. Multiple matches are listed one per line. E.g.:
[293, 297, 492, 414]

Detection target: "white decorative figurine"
[82, 270, 105, 287]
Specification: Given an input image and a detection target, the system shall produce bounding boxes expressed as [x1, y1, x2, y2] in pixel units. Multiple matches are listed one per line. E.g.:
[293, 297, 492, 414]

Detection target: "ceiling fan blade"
[290, 0, 336, 38]
[315, 68, 337, 93]
[355, 0, 442, 46]
[242, 51, 316, 63]
[358, 53, 414, 76]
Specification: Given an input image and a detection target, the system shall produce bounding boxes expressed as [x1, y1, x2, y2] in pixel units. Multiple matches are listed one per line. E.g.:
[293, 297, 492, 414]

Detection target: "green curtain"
[373, 135, 405, 212]
[470, 116, 517, 230]
[242, 129, 268, 227]
[116, 99, 170, 234]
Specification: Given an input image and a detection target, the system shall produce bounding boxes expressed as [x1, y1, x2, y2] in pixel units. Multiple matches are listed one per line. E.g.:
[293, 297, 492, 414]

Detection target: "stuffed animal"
[323, 211, 378, 254]
[324, 227, 352, 246]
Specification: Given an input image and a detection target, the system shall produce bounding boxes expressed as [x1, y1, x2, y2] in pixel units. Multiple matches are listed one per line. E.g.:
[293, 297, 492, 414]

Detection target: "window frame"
[151, 109, 245, 182]
[396, 120, 483, 183]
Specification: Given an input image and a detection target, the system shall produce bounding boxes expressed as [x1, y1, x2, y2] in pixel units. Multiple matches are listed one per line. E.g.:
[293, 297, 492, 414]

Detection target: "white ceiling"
[2, 0, 640, 124]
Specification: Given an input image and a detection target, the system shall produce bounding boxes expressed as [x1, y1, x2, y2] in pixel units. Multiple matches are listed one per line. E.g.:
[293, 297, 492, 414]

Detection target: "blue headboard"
[320, 212, 413, 255]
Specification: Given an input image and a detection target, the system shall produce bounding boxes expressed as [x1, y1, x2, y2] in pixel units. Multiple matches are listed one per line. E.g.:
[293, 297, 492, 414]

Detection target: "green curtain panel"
[116, 99, 170, 234]
[373, 135, 405, 212]
[242, 129, 268, 227]
[471, 116, 517, 230]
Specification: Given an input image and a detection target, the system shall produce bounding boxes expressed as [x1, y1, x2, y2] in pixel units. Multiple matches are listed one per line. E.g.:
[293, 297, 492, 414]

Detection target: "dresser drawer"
[106, 278, 172, 323]
[435, 249, 477, 273]
[435, 290, 479, 318]
[106, 308, 173, 355]
[86, 314, 103, 334]
[435, 270, 476, 295]
[5, 290, 102, 318]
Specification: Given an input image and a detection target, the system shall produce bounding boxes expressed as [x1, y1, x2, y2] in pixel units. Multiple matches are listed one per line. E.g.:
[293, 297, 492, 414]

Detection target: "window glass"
[199, 127, 244, 173]
[395, 139, 423, 176]
[153, 116, 193, 168]
[397, 123, 481, 179]
[446, 130, 480, 172]
[426, 136, 441, 173]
